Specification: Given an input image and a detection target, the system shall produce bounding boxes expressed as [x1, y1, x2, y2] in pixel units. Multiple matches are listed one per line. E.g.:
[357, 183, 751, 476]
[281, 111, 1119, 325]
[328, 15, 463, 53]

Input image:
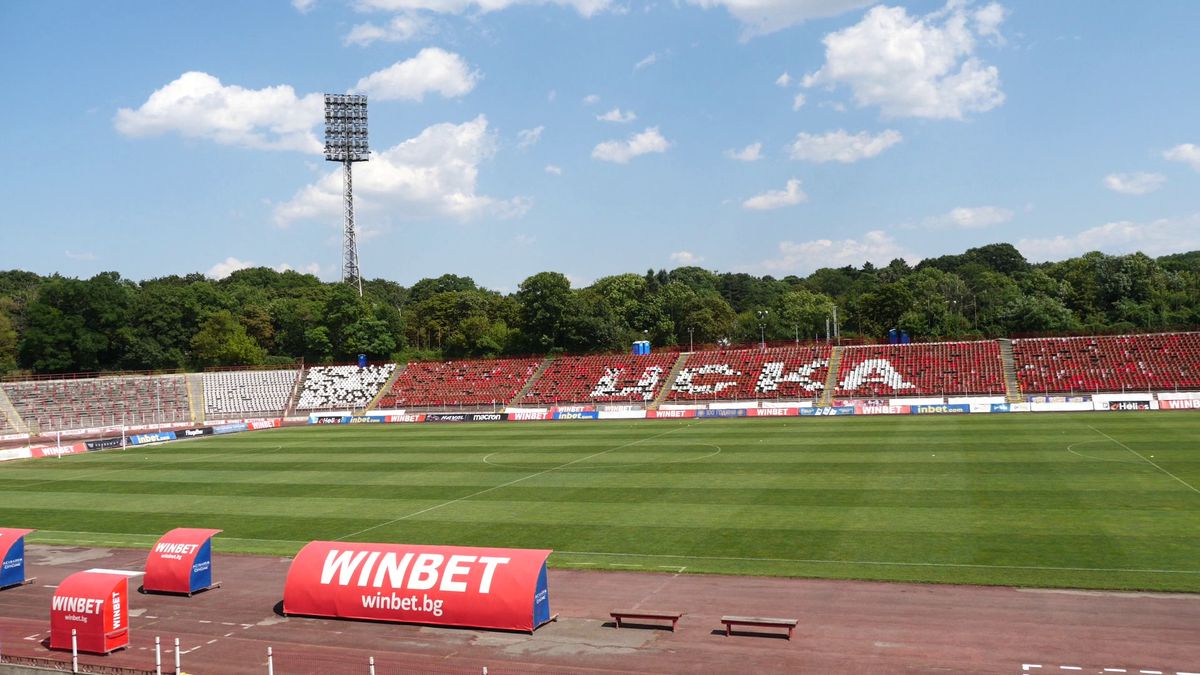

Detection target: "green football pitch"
[2, 413, 1198, 592]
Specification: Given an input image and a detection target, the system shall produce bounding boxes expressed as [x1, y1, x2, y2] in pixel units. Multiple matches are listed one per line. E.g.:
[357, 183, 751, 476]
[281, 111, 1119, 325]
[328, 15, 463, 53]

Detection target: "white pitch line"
[1140, 670, 1163, 674]
[336, 423, 695, 541]
[1104, 670, 1127, 673]
[1023, 666, 1042, 671]
[1061, 667, 1081, 671]
[1088, 425, 1200, 495]
[557, 549, 1200, 575]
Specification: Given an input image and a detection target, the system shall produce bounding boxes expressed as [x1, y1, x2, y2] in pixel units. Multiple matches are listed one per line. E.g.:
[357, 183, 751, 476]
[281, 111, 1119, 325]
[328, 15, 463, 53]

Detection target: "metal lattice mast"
[324, 94, 369, 297]
[342, 159, 361, 296]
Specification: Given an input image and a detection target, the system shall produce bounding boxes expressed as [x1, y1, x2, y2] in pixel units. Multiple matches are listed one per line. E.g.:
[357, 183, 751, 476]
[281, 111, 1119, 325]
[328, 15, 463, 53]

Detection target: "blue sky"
[2, 1, 1199, 291]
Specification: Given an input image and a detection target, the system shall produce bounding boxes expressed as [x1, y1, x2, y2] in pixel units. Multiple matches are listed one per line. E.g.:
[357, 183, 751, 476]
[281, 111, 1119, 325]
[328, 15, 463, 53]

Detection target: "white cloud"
[355, 0, 613, 17]
[670, 251, 704, 265]
[803, 3, 1005, 119]
[545, 164, 563, 175]
[757, 230, 912, 274]
[1017, 214, 1200, 261]
[634, 51, 660, 71]
[292, 0, 316, 13]
[743, 178, 807, 211]
[65, 250, 97, 261]
[792, 93, 806, 111]
[207, 257, 254, 280]
[592, 127, 670, 163]
[114, 72, 323, 153]
[353, 48, 479, 101]
[775, 72, 792, 87]
[547, 89, 557, 102]
[274, 262, 323, 276]
[1164, 143, 1200, 172]
[788, 129, 902, 163]
[274, 115, 526, 226]
[974, 2, 1006, 41]
[344, 14, 431, 46]
[725, 142, 763, 162]
[517, 126, 544, 149]
[208, 258, 321, 279]
[925, 206, 1014, 229]
[1104, 172, 1166, 196]
[686, 0, 874, 38]
[583, 94, 600, 105]
[597, 108, 637, 123]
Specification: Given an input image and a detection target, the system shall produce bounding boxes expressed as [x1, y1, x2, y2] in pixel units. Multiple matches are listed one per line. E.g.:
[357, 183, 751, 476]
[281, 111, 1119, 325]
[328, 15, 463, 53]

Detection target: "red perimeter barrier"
[143, 528, 222, 595]
[50, 572, 131, 654]
[283, 542, 554, 632]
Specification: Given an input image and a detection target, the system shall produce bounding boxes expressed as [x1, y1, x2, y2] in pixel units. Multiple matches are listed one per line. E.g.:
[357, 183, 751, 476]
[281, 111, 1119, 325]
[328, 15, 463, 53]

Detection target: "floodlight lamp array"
[324, 94, 369, 162]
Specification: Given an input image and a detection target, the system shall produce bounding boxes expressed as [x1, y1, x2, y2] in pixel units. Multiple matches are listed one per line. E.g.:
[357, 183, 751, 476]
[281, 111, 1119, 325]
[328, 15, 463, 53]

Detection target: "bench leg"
[614, 617, 621, 629]
[787, 626, 794, 640]
[725, 623, 731, 637]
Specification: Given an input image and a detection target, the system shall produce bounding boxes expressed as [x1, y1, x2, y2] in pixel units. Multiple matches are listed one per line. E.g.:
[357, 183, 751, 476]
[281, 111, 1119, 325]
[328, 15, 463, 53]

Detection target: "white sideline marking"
[1022, 667, 1041, 671]
[1104, 670, 1127, 673]
[1060, 668, 1081, 671]
[336, 424, 696, 541]
[558, 550, 1200, 575]
[24, 633, 40, 641]
[207, 639, 218, 645]
[198, 620, 212, 624]
[1140, 670, 1162, 674]
[1088, 425, 1200, 495]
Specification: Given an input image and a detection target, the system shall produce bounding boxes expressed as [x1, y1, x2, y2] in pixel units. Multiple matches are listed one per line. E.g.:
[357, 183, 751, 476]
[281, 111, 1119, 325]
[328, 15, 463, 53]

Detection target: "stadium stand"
[379, 358, 541, 408]
[1012, 332, 1200, 394]
[667, 346, 832, 401]
[519, 353, 679, 404]
[203, 369, 300, 417]
[295, 364, 395, 410]
[833, 341, 1006, 397]
[1, 375, 191, 433]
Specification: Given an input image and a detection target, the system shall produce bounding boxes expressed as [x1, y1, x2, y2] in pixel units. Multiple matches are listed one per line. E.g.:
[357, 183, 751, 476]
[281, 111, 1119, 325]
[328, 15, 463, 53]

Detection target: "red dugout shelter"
[50, 571, 138, 654]
[0, 527, 36, 590]
[143, 528, 222, 595]
[283, 541, 555, 632]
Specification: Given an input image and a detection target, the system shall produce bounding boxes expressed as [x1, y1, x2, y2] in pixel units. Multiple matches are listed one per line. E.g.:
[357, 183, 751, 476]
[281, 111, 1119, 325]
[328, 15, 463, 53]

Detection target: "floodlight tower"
[324, 94, 369, 297]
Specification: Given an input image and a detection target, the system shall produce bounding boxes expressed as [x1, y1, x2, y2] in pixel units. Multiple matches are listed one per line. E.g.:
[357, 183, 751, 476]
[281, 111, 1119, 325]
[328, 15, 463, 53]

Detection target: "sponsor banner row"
[1160, 398, 1200, 410]
[0, 432, 30, 442]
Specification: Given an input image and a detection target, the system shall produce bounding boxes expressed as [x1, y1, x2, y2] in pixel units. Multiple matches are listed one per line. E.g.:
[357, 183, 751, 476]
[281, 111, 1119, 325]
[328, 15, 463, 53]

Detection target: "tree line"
[0, 243, 1197, 376]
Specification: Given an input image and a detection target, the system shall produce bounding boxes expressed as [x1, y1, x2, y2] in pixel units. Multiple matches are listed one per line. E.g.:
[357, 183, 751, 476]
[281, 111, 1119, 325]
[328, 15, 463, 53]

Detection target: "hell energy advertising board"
[283, 542, 554, 632]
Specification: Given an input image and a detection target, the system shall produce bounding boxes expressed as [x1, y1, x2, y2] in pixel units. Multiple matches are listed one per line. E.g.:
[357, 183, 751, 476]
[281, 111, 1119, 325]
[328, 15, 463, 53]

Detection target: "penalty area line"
[335, 423, 698, 542]
[554, 550, 1200, 576]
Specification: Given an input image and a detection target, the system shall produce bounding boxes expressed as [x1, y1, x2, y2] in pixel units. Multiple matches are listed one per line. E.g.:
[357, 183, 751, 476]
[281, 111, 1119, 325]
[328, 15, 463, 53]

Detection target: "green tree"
[0, 301, 17, 374]
[515, 272, 573, 351]
[18, 272, 134, 372]
[189, 310, 265, 367]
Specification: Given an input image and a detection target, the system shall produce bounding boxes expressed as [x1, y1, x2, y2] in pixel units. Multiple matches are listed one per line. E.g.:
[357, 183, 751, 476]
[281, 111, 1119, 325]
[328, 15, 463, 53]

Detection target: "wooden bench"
[720, 615, 798, 640]
[610, 609, 684, 632]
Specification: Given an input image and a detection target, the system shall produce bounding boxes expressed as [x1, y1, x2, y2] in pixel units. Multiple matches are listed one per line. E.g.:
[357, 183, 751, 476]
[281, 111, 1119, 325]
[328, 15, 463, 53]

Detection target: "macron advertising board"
[143, 528, 222, 595]
[50, 572, 130, 654]
[283, 542, 553, 633]
[0, 528, 35, 589]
